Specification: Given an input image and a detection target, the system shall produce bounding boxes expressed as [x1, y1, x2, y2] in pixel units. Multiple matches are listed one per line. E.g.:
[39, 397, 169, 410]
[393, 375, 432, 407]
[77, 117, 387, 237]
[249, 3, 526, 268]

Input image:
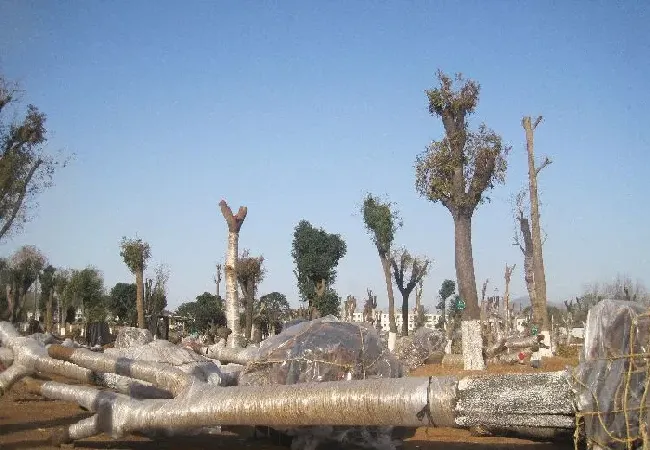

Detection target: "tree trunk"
[243, 280, 254, 341]
[136, 270, 145, 329]
[453, 213, 485, 371]
[381, 256, 397, 334]
[523, 117, 549, 332]
[518, 216, 542, 327]
[225, 230, 241, 347]
[401, 291, 409, 336]
[46, 290, 53, 333]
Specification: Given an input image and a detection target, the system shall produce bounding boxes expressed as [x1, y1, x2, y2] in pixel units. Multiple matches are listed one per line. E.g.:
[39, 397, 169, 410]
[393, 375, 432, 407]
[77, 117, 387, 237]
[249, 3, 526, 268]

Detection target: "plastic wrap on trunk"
[571, 299, 650, 450]
[393, 328, 447, 371]
[114, 327, 153, 348]
[104, 339, 223, 386]
[239, 316, 405, 449]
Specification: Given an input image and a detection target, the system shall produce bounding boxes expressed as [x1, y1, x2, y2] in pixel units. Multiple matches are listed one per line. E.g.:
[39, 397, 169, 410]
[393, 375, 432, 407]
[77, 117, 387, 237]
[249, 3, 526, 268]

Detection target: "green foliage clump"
[176, 292, 226, 334]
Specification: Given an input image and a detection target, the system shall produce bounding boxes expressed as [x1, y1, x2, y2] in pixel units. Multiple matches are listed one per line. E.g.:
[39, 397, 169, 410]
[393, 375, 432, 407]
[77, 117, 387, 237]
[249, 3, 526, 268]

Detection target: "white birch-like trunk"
[461, 320, 485, 371]
[225, 231, 241, 348]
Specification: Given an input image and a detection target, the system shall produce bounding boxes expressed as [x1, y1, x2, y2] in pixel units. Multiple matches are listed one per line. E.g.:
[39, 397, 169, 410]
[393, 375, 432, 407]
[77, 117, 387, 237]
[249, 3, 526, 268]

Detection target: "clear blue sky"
[1, 1, 648, 311]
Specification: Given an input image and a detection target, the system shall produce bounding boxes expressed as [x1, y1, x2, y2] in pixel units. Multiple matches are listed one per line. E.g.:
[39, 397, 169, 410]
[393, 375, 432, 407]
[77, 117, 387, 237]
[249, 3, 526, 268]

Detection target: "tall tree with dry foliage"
[219, 200, 247, 347]
[119, 237, 151, 328]
[390, 248, 430, 335]
[362, 194, 401, 334]
[0, 75, 67, 242]
[415, 71, 510, 370]
[237, 250, 265, 340]
[522, 116, 551, 333]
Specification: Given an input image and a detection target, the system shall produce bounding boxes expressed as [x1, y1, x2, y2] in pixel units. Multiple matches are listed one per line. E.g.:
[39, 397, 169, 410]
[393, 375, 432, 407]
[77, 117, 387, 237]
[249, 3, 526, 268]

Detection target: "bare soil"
[0, 357, 577, 450]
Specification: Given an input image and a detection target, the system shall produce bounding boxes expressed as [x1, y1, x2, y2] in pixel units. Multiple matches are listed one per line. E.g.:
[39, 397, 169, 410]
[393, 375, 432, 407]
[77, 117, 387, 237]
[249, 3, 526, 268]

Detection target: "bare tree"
[219, 200, 247, 348]
[415, 71, 510, 370]
[480, 279, 489, 322]
[390, 248, 430, 336]
[503, 263, 516, 330]
[214, 263, 222, 299]
[522, 116, 551, 332]
[120, 237, 151, 329]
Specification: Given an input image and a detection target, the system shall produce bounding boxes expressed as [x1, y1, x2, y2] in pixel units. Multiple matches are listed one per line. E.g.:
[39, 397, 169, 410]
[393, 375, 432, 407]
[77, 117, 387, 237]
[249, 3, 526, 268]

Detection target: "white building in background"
[350, 310, 442, 332]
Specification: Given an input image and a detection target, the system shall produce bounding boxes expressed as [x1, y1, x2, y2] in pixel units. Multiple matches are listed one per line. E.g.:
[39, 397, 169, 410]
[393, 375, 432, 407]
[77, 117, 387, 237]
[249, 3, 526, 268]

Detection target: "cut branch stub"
[219, 200, 247, 232]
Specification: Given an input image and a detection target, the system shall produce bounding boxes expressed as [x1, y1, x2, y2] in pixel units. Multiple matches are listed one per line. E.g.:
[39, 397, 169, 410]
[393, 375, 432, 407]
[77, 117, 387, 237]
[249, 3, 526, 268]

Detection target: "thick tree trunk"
[381, 256, 397, 334]
[46, 291, 53, 333]
[453, 213, 485, 371]
[523, 117, 549, 332]
[225, 231, 241, 347]
[401, 291, 409, 336]
[136, 270, 145, 329]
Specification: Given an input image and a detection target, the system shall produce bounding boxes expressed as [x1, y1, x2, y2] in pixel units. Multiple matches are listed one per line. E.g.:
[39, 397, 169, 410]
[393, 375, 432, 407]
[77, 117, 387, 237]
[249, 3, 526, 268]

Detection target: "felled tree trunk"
[219, 200, 247, 348]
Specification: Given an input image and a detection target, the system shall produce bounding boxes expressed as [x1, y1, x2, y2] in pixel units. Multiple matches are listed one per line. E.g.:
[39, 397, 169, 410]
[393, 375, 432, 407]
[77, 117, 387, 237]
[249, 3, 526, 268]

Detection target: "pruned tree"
[361, 194, 401, 334]
[415, 71, 509, 370]
[480, 278, 489, 322]
[413, 280, 426, 330]
[513, 189, 547, 330]
[503, 263, 516, 331]
[292, 220, 346, 318]
[390, 248, 430, 336]
[237, 250, 265, 340]
[119, 237, 151, 328]
[343, 295, 357, 322]
[436, 279, 455, 331]
[40, 265, 55, 332]
[522, 116, 551, 333]
[219, 200, 247, 348]
[363, 288, 378, 325]
[0, 75, 68, 243]
[144, 263, 169, 334]
[214, 263, 222, 299]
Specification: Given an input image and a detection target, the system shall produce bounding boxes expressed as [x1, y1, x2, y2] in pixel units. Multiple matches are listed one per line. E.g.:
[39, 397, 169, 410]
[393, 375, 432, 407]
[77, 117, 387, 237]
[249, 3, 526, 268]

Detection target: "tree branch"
[0, 159, 42, 241]
[219, 200, 247, 233]
[533, 116, 543, 130]
[535, 156, 552, 175]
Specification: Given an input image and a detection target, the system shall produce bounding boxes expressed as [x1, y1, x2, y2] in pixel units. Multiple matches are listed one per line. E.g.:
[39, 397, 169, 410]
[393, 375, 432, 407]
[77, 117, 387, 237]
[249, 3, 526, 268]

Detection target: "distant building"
[350, 310, 442, 332]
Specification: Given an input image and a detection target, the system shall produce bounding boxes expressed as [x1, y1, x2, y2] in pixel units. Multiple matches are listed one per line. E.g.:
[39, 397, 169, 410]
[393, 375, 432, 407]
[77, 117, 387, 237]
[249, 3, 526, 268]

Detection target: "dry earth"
[0, 357, 578, 450]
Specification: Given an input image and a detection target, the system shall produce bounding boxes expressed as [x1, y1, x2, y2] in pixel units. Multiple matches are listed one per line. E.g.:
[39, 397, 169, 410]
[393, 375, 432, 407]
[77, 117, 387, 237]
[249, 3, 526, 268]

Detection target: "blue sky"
[0, 1, 648, 311]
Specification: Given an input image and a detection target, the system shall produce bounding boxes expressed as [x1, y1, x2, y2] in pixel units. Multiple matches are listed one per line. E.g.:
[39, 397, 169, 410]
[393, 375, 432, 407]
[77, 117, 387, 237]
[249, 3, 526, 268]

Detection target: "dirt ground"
[0, 357, 578, 450]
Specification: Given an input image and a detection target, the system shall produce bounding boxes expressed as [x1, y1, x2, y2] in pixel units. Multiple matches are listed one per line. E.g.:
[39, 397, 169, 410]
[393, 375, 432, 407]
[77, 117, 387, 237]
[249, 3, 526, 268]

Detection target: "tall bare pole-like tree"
[522, 116, 551, 332]
[219, 200, 247, 348]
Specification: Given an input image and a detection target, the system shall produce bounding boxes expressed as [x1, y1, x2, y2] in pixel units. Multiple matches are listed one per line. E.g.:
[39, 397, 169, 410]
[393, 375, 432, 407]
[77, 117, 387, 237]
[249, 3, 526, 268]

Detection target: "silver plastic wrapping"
[105, 339, 224, 386]
[0, 322, 94, 394]
[114, 326, 153, 348]
[393, 328, 447, 371]
[571, 299, 649, 450]
[38, 376, 435, 439]
[238, 317, 405, 449]
[0, 347, 13, 366]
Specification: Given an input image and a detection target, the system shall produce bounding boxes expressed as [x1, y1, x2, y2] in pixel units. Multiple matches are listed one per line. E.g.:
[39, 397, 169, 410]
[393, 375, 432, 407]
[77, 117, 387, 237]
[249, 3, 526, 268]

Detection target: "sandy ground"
[0, 358, 578, 450]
